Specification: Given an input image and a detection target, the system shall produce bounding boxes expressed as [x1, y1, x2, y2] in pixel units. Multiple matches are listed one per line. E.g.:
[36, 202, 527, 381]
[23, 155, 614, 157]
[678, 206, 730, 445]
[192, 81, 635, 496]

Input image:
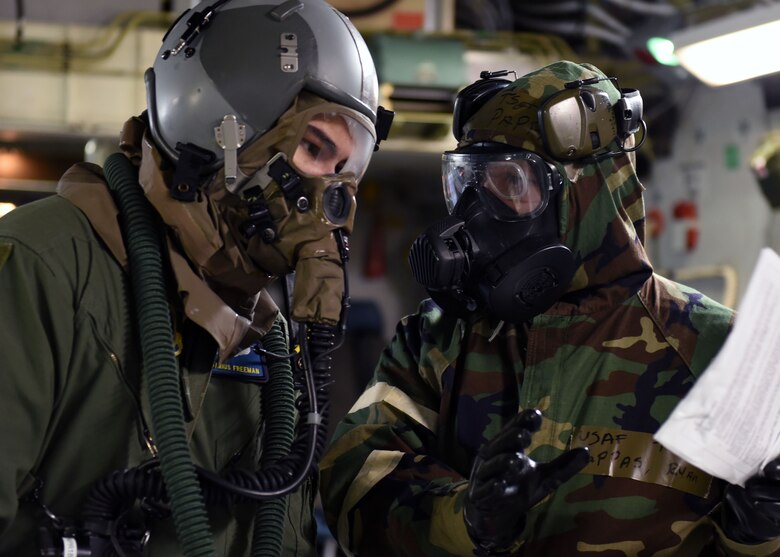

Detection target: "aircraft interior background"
[2, 0, 780, 553]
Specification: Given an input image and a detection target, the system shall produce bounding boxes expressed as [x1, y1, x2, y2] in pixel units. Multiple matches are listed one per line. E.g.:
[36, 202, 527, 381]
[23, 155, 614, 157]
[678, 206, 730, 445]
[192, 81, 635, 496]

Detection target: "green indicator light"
[647, 37, 680, 66]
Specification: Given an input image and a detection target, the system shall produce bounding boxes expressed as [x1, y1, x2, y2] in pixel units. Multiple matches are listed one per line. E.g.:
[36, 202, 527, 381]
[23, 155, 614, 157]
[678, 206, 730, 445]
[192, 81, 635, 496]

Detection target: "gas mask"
[409, 142, 575, 324]
[220, 100, 378, 325]
[409, 65, 645, 324]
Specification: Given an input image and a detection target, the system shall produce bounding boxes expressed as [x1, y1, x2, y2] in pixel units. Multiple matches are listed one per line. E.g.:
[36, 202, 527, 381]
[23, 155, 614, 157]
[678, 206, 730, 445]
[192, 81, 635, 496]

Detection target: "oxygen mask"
[221, 99, 377, 326]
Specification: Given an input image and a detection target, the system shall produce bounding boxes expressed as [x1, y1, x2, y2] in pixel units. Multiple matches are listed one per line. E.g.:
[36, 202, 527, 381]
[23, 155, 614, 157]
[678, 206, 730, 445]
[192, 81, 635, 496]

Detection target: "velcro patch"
[0, 242, 13, 270]
[211, 345, 268, 383]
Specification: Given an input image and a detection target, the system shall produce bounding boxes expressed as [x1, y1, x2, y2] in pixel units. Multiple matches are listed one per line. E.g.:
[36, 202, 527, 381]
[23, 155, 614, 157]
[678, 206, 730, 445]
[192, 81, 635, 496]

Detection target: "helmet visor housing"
[148, 0, 379, 169]
[442, 149, 560, 221]
[291, 110, 375, 180]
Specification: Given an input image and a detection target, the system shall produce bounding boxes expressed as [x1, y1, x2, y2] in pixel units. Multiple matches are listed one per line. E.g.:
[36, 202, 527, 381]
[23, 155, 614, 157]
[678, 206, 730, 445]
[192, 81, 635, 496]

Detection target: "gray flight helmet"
[145, 0, 379, 170]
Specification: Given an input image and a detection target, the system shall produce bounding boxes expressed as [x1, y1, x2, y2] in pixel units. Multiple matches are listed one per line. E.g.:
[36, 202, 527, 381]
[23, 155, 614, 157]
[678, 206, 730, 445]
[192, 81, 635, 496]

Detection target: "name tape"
[211, 347, 269, 383]
[569, 426, 714, 498]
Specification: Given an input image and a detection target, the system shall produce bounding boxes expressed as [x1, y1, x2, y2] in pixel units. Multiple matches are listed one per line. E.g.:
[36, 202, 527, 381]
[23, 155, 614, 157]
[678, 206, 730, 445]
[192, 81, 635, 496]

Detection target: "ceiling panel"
[0, 0, 192, 25]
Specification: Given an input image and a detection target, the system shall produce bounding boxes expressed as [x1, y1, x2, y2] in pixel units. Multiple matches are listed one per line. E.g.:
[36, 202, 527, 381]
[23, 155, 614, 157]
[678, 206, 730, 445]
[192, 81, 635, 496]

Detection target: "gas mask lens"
[291, 111, 375, 180]
[442, 150, 556, 220]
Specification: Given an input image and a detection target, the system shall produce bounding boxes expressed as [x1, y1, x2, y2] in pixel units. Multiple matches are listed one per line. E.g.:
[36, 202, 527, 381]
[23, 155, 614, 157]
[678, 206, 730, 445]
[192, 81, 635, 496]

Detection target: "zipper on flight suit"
[107, 351, 159, 458]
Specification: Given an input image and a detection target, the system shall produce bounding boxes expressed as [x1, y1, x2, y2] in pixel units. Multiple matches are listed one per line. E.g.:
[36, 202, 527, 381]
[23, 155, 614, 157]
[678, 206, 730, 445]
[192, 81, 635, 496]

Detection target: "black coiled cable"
[82, 464, 166, 519]
[199, 321, 336, 499]
[75, 209, 351, 550]
[74, 323, 338, 554]
[76, 323, 336, 505]
[200, 229, 350, 498]
[302, 323, 336, 463]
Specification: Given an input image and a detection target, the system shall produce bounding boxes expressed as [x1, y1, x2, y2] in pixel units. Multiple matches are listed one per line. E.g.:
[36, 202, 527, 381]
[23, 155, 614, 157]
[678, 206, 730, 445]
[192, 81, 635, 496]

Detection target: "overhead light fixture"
[669, 2, 780, 86]
[646, 37, 679, 66]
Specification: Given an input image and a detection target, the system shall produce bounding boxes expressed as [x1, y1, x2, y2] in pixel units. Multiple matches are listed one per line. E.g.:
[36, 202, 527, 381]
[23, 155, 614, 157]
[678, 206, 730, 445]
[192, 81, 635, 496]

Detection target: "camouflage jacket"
[320, 62, 780, 557]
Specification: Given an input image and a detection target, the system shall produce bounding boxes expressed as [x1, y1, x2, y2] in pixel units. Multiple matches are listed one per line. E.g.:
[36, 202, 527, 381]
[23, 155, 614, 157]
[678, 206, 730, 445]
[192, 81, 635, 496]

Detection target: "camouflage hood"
[461, 60, 651, 306]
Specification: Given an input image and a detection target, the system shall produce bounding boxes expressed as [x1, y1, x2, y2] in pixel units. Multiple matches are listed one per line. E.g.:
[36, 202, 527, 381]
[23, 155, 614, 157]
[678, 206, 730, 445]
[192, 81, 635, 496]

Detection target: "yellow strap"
[569, 425, 714, 498]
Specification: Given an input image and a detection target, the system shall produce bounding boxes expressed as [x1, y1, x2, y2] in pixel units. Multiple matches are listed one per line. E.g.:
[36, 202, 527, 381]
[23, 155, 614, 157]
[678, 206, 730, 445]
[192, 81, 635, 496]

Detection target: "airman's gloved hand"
[723, 456, 780, 544]
[464, 409, 590, 555]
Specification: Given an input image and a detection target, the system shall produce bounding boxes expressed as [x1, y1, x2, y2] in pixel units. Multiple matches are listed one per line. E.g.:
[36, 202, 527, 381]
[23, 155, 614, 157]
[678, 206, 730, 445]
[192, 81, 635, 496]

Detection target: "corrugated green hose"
[253, 318, 296, 556]
[103, 152, 216, 557]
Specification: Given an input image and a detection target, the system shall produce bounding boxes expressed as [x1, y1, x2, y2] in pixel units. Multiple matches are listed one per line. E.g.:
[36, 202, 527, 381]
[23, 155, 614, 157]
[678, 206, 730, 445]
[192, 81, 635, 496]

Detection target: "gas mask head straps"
[453, 70, 515, 142]
[454, 69, 646, 164]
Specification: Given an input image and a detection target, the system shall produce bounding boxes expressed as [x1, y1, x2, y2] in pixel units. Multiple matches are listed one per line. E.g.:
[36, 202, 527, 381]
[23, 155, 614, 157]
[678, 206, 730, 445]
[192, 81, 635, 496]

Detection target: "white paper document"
[654, 247, 780, 486]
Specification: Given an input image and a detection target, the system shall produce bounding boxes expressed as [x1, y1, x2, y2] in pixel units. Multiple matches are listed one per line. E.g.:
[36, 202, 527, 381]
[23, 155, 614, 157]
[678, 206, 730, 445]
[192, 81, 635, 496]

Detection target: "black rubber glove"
[723, 457, 780, 544]
[464, 409, 590, 555]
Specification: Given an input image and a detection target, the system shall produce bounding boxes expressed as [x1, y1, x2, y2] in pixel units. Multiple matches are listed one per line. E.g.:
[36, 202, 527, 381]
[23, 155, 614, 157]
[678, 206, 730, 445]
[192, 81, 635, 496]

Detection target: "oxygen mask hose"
[77, 318, 297, 556]
[103, 152, 215, 557]
[251, 318, 296, 557]
[74, 185, 349, 553]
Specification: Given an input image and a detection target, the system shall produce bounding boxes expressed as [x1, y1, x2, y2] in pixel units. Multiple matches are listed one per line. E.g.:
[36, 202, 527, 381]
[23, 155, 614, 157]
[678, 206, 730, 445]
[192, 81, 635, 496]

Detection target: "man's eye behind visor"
[442, 149, 559, 221]
[291, 111, 375, 180]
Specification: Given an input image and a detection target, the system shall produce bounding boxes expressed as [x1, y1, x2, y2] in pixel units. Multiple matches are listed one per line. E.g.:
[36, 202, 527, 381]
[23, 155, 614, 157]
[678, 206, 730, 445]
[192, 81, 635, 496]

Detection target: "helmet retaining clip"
[170, 142, 216, 202]
[214, 114, 246, 187]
